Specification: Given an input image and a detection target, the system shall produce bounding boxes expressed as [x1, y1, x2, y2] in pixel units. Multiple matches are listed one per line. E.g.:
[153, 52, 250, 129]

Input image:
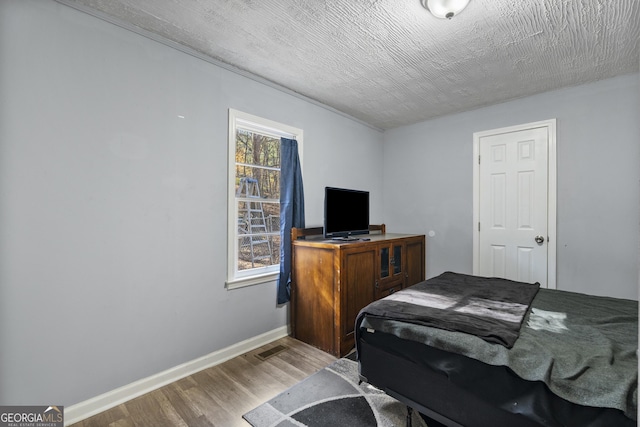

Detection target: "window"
[227, 109, 303, 289]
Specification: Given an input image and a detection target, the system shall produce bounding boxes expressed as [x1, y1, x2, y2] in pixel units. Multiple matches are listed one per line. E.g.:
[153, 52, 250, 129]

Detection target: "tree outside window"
[227, 109, 303, 289]
[235, 129, 281, 271]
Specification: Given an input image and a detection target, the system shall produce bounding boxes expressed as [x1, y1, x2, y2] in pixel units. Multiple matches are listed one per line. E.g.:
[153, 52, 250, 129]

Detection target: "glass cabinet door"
[393, 245, 402, 275]
[380, 246, 390, 278]
[375, 239, 418, 299]
[379, 243, 403, 284]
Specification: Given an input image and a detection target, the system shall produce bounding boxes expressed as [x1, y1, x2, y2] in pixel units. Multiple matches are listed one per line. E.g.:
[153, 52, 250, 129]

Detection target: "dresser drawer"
[376, 284, 402, 299]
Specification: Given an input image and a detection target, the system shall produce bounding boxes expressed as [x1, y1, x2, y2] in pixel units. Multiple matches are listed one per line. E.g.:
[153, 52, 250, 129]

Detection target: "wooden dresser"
[290, 225, 425, 357]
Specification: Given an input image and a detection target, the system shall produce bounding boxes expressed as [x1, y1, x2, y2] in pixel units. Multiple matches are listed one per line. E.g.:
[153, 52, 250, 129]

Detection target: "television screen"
[324, 187, 370, 239]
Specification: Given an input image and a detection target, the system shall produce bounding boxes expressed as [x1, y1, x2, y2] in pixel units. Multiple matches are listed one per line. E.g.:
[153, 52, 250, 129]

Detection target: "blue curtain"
[277, 138, 305, 304]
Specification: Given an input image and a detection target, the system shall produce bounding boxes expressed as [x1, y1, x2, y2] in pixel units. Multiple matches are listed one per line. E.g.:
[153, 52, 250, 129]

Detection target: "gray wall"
[383, 74, 640, 300]
[0, 1, 383, 406]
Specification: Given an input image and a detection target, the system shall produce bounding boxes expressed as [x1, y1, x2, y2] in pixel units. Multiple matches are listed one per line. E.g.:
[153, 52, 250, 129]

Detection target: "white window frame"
[226, 109, 303, 290]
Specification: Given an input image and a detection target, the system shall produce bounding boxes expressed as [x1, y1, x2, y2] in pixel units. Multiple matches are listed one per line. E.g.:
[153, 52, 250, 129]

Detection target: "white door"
[473, 120, 556, 288]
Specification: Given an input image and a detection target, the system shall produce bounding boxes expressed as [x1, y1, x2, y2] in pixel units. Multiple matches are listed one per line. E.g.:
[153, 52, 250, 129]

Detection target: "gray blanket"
[356, 271, 540, 348]
[360, 286, 638, 419]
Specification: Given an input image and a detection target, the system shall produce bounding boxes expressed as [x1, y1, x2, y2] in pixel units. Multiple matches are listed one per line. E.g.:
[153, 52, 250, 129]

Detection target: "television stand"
[290, 227, 426, 357]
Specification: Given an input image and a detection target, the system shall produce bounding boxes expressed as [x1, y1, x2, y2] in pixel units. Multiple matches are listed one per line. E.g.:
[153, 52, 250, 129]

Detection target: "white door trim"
[473, 119, 557, 289]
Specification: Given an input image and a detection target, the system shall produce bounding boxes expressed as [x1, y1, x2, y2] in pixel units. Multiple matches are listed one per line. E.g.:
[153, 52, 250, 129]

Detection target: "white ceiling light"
[421, 0, 470, 19]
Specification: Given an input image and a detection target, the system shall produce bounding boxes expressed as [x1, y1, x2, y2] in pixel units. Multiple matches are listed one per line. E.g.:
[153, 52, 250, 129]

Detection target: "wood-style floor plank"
[69, 336, 336, 427]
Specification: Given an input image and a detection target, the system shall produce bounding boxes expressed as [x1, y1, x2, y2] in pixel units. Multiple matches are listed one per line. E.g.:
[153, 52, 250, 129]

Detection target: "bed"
[355, 272, 638, 427]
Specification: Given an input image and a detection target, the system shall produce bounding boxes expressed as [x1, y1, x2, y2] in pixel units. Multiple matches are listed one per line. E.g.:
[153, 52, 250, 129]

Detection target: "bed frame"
[357, 317, 636, 427]
[359, 331, 540, 427]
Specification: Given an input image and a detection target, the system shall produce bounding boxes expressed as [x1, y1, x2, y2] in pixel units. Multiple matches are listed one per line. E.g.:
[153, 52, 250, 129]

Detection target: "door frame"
[472, 119, 557, 289]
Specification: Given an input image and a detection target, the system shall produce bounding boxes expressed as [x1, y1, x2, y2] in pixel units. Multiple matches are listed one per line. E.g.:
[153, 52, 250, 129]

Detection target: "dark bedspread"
[357, 273, 638, 419]
[356, 271, 540, 348]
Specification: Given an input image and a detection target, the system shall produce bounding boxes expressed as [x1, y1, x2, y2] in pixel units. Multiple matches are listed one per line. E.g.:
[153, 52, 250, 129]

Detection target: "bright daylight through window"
[227, 109, 302, 289]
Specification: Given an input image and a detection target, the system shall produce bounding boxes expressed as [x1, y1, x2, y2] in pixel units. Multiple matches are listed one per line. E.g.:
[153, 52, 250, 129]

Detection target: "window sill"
[226, 272, 279, 290]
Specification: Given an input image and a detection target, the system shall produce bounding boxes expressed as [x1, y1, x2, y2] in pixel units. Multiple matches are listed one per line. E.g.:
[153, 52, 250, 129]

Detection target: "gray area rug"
[243, 358, 428, 427]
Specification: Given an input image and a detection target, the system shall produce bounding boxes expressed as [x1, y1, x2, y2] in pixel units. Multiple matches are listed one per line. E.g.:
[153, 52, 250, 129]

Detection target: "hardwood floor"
[70, 336, 337, 427]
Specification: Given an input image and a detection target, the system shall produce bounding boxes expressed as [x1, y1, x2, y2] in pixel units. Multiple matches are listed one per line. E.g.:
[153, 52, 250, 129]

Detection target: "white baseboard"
[64, 325, 290, 426]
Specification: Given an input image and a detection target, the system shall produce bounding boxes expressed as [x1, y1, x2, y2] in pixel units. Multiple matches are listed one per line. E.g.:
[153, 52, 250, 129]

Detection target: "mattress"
[356, 273, 638, 423]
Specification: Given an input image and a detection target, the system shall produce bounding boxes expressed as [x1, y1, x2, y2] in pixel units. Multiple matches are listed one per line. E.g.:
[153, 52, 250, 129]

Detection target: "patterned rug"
[242, 358, 428, 427]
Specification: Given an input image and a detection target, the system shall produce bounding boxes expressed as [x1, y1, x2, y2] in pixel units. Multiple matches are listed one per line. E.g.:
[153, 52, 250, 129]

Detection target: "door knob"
[534, 235, 545, 244]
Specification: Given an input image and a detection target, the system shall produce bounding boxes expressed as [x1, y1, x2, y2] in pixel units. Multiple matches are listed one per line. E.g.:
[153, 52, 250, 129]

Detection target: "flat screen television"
[324, 187, 370, 239]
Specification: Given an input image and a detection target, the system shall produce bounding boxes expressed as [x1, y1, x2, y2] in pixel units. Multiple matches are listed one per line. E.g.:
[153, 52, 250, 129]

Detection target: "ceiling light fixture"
[421, 0, 470, 19]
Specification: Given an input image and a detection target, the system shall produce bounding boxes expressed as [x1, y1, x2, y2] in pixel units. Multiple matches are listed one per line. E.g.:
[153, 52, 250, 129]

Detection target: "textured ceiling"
[59, 0, 639, 130]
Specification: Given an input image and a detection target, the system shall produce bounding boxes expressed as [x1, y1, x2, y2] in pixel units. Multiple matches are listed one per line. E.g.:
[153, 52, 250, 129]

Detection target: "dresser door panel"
[342, 248, 376, 343]
[293, 246, 336, 354]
